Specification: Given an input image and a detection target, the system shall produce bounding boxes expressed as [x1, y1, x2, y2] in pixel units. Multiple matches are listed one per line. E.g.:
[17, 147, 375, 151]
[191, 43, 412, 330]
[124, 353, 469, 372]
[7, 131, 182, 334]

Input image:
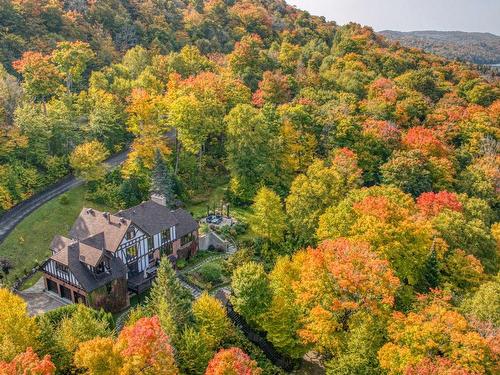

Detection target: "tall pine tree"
[146, 258, 192, 341]
[151, 149, 176, 208]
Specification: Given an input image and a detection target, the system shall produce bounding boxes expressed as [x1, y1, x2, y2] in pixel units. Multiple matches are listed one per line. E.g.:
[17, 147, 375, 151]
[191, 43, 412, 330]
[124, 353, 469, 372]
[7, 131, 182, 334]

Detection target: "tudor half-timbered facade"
[41, 194, 199, 312]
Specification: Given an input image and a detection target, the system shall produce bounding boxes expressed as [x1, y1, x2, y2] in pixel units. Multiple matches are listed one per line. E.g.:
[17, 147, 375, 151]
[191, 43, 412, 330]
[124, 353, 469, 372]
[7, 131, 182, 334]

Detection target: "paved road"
[0, 150, 129, 245]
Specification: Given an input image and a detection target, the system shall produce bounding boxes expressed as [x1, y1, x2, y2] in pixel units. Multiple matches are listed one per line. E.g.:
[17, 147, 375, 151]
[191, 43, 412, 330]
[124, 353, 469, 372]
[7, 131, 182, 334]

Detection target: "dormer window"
[95, 260, 109, 274]
[126, 227, 136, 240]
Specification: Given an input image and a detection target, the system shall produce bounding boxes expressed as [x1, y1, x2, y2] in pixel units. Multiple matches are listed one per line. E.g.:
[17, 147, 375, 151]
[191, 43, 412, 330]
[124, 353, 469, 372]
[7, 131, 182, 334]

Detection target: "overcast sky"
[286, 0, 500, 35]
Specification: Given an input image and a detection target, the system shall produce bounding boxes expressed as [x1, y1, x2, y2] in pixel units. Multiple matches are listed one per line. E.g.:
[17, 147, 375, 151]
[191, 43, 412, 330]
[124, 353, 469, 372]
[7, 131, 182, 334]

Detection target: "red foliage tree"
[205, 348, 262, 375]
[402, 126, 448, 157]
[0, 347, 55, 375]
[362, 119, 401, 142]
[405, 358, 473, 375]
[252, 71, 292, 106]
[416, 191, 463, 217]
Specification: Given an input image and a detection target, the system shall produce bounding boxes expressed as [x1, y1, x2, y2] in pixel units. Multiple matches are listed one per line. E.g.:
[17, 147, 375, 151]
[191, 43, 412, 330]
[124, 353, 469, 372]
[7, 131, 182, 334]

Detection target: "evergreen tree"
[146, 258, 192, 341]
[151, 149, 176, 207]
[420, 248, 440, 292]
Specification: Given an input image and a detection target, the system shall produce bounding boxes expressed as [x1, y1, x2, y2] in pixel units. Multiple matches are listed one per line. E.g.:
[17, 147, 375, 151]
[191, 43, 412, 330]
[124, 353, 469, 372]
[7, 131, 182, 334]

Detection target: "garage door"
[59, 285, 72, 301]
[46, 279, 58, 294]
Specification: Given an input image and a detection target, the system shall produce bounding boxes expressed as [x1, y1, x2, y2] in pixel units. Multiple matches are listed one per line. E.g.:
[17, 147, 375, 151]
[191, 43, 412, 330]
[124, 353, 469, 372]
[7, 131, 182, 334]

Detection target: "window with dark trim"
[161, 229, 171, 243]
[148, 236, 154, 250]
[126, 227, 136, 240]
[181, 233, 195, 246]
[56, 263, 69, 274]
[126, 245, 138, 258]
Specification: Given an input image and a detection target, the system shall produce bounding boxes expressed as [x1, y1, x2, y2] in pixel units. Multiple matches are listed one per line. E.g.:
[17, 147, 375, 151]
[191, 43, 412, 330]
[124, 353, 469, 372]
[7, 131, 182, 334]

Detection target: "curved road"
[0, 150, 129, 245]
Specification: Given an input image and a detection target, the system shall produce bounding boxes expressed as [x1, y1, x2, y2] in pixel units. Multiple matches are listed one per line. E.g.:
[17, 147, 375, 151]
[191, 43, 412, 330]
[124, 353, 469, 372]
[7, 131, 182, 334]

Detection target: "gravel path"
[0, 150, 129, 245]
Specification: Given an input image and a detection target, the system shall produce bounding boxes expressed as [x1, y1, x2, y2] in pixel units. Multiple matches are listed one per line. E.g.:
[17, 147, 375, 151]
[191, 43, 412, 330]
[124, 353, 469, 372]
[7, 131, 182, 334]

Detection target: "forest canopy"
[0, 1, 498, 374]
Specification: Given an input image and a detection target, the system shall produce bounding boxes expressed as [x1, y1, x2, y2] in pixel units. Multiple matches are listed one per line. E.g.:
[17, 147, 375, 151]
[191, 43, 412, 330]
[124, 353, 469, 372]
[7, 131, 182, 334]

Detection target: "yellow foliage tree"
[251, 187, 287, 243]
[0, 289, 39, 361]
[192, 293, 231, 349]
[69, 140, 109, 182]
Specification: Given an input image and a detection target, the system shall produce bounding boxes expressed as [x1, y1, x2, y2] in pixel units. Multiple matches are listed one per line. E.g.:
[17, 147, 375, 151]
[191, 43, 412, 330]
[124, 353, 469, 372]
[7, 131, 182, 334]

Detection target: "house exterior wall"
[116, 224, 179, 275]
[43, 273, 87, 303]
[87, 277, 129, 313]
[42, 259, 82, 289]
[173, 230, 199, 259]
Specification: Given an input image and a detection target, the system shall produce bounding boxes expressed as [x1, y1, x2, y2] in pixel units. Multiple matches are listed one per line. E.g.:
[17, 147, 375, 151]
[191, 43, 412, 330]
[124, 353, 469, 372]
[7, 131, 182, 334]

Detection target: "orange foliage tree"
[75, 316, 178, 375]
[378, 292, 498, 375]
[205, 348, 262, 375]
[294, 238, 400, 353]
[0, 347, 55, 375]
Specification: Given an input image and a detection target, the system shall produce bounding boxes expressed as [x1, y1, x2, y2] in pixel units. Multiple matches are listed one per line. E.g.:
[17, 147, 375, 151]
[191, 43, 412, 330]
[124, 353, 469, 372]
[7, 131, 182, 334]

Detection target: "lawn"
[185, 182, 256, 241]
[0, 185, 113, 285]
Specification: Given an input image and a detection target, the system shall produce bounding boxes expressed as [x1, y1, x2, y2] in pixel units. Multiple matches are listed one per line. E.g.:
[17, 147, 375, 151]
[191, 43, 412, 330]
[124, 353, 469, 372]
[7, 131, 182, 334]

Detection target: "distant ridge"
[379, 30, 500, 65]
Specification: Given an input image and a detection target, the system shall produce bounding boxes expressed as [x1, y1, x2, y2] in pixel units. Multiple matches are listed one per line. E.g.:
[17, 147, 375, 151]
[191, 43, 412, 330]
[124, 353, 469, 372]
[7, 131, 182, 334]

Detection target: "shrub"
[59, 194, 69, 205]
[176, 259, 187, 270]
[198, 263, 223, 284]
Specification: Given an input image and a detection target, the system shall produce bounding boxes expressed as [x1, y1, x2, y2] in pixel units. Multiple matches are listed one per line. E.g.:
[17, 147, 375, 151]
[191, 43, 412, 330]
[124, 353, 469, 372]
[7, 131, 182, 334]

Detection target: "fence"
[223, 300, 297, 372]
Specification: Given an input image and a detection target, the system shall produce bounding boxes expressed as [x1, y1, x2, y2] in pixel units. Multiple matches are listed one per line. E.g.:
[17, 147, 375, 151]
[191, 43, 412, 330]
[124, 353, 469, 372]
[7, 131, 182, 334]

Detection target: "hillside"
[0, 1, 499, 374]
[379, 30, 500, 65]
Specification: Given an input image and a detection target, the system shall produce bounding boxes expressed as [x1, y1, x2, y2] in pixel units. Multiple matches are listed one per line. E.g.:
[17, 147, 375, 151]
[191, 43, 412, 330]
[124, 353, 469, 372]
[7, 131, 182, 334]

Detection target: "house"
[41, 194, 199, 312]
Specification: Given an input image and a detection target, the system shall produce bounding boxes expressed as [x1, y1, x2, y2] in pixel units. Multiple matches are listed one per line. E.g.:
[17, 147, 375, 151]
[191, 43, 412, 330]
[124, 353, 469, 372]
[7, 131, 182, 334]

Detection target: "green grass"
[0, 185, 113, 285]
[185, 182, 256, 241]
[185, 183, 228, 219]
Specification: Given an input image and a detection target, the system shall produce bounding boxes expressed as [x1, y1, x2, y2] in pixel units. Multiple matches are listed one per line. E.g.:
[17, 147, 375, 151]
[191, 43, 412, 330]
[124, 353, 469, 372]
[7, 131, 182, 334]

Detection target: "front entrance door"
[129, 261, 139, 275]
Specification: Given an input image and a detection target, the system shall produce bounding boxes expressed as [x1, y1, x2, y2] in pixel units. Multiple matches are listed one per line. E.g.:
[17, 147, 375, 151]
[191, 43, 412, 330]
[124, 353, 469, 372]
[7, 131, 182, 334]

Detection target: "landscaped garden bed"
[183, 257, 230, 291]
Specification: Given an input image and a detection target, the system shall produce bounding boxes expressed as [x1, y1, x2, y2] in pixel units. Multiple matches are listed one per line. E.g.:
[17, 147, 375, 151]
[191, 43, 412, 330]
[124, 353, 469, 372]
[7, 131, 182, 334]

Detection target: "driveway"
[17, 277, 70, 315]
[0, 149, 129, 245]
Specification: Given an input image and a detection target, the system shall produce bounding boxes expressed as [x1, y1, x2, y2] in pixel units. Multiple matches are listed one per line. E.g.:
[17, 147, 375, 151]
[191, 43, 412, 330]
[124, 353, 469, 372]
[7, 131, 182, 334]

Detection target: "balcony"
[127, 267, 157, 294]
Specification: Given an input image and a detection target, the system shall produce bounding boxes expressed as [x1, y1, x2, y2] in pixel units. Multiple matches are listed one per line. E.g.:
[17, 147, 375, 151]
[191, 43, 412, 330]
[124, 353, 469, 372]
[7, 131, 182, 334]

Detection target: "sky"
[286, 0, 500, 35]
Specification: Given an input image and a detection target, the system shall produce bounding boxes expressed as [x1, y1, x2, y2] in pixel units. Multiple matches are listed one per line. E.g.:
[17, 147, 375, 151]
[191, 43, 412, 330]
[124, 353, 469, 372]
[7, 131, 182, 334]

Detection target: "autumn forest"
[0, 0, 499, 374]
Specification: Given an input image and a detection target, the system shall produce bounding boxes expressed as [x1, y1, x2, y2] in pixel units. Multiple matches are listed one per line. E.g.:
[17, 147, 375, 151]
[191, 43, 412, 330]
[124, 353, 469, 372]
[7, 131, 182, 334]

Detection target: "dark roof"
[117, 200, 179, 236]
[69, 208, 131, 252]
[50, 241, 127, 292]
[172, 208, 199, 237]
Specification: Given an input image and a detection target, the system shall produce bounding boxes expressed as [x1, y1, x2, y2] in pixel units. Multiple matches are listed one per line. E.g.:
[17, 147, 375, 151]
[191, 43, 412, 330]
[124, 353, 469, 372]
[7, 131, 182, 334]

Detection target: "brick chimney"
[151, 193, 167, 206]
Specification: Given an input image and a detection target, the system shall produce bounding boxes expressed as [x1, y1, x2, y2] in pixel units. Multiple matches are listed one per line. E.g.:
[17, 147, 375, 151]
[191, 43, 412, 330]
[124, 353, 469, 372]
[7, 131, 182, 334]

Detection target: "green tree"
[262, 254, 308, 358]
[326, 312, 387, 375]
[55, 304, 112, 372]
[225, 104, 285, 201]
[177, 327, 213, 375]
[51, 41, 95, 92]
[251, 187, 286, 243]
[230, 262, 271, 329]
[286, 150, 363, 245]
[381, 150, 433, 197]
[461, 274, 500, 327]
[146, 258, 192, 341]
